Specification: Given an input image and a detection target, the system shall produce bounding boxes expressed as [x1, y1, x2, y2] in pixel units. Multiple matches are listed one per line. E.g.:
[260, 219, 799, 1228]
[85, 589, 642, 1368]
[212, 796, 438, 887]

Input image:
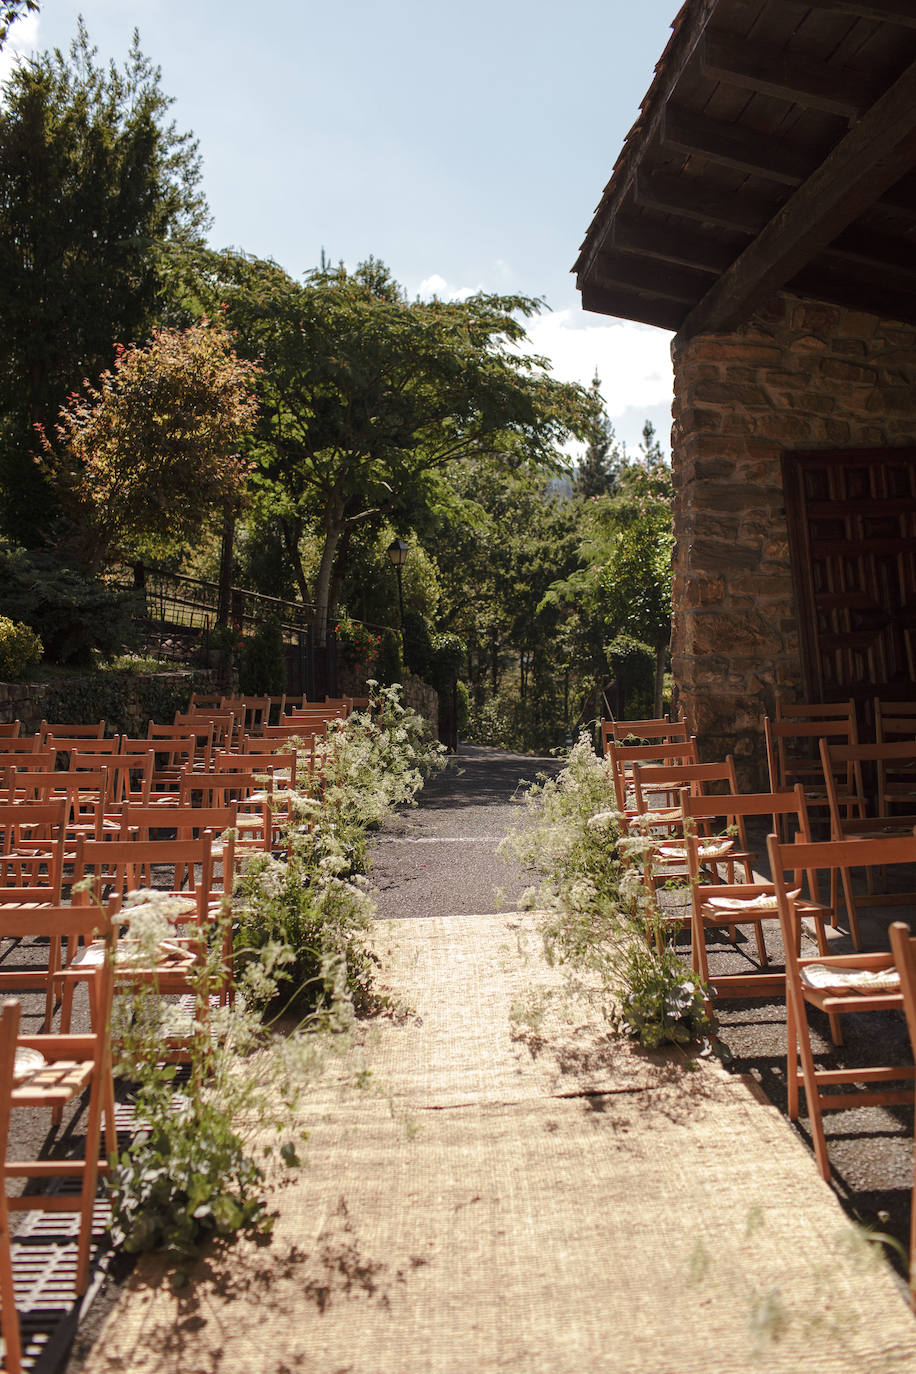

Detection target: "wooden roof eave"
[575, 0, 916, 339]
[676, 53, 916, 341]
[572, 0, 718, 288]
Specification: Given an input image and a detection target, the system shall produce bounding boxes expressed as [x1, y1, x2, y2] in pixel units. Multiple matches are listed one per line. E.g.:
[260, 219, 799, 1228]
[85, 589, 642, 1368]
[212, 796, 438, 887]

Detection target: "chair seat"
[73, 937, 197, 972]
[11, 1059, 93, 1105]
[800, 963, 901, 995]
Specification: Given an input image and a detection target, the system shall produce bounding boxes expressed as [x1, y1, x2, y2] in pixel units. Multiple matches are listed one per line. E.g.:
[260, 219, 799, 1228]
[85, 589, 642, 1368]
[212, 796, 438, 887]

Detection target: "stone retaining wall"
[671, 293, 916, 785]
[0, 671, 217, 735]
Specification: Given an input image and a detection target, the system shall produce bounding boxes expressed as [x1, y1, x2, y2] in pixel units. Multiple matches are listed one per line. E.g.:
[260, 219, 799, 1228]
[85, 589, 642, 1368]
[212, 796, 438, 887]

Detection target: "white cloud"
[0, 12, 39, 92]
[522, 309, 673, 421]
[418, 273, 482, 303]
[414, 275, 674, 454]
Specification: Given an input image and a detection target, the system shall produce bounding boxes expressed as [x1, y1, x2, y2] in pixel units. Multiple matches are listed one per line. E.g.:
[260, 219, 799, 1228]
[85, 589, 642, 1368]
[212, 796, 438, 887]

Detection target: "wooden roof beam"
[612, 219, 743, 274]
[788, 264, 916, 326]
[677, 55, 916, 340]
[590, 251, 714, 304]
[700, 33, 873, 117]
[580, 282, 684, 333]
[793, 0, 916, 30]
[661, 107, 815, 184]
[634, 169, 780, 234]
[824, 225, 916, 283]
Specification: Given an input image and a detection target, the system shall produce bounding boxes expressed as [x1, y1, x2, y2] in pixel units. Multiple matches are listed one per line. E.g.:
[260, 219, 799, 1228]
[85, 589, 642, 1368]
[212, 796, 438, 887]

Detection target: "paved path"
[73, 749, 916, 1373]
[369, 744, 561, 918]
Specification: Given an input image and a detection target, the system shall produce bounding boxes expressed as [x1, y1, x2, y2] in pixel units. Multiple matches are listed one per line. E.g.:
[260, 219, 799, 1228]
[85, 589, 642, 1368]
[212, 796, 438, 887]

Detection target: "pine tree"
[576, 372, 620, 498]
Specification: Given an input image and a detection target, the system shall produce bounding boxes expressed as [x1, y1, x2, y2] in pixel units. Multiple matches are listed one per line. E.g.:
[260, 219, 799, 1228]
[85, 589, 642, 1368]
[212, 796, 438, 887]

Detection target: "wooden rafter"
[794, 0, 916, 29]
[634, 169, 779, 234]
[677, 55, 916, 339]
[612, 219, 743, 274]
[661, 107, 815, 184]
[701, 33, 874, 117]
[580, 282, 684, 332]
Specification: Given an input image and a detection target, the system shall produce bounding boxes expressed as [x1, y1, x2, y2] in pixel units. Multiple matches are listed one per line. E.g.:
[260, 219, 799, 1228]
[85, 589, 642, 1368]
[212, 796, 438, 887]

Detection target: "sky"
[1, 0, 680, 456]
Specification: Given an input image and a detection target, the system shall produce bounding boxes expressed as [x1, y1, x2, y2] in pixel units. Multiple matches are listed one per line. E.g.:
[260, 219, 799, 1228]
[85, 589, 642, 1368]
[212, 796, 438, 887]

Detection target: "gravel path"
[367, 743, 562, 919]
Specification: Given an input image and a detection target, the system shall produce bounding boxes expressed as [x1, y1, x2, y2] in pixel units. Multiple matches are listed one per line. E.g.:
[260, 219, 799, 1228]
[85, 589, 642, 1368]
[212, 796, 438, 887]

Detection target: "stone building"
[574, 0, 916, 782]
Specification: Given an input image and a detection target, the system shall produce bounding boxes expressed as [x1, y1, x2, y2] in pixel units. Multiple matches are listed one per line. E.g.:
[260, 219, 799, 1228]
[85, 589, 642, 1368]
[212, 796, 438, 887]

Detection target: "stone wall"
[671, 293, 916, 785]
[0, 671, 217, 735]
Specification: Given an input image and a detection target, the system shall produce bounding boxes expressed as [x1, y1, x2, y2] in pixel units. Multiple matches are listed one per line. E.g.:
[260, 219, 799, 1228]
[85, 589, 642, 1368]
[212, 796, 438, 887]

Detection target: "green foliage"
[335, 614, 380, 677]
[575, 371, 621, 499]
[203, 252, 592, 641]
[0, 615, 42, 679]
[314, 683, 447, 871]
[375, 629, 402, 686]
[106, 898, 322, 1261]
[234, 850, 378, 1019]
[41, 322, 259, 574]
[43, 670, 213, 731]
[465, 687, 563, 755]
[501, 735, 712, 1051]
[235, 683, 446, 1014]
[430, 632, 465, 694]
[0, 21, 208, 540]
[613, 937, 711, 1050]
[402, 609, 434, 682]
[606, 634, 655, 719]
[0, 538, 141, 665]
[239, 619, 286, 696]
[455, 679, 470, 736]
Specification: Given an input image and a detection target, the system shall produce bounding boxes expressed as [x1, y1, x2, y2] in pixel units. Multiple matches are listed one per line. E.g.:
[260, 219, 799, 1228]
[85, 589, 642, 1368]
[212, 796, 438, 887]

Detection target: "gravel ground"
[367, 743, 562, 918]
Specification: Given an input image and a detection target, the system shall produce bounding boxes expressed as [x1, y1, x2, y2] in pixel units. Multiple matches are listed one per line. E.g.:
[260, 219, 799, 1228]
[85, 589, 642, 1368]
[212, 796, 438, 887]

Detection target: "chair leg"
[791, 988, 832, 1180]
[753, 921, 768, 966]
[0, 1226, 22, 1374]
[839, 865, 862, 951]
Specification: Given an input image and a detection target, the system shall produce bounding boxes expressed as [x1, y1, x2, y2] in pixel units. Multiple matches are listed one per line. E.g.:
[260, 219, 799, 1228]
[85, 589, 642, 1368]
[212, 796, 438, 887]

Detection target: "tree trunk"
[281, 518, 311, 605]
[313, 524, 343, 648]
[217, 509, 235, 628]
[654, 642, 666, 719]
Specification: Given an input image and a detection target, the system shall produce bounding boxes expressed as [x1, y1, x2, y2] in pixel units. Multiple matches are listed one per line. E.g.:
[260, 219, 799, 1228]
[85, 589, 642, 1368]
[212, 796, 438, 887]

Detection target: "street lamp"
[387, 537, 408, 634]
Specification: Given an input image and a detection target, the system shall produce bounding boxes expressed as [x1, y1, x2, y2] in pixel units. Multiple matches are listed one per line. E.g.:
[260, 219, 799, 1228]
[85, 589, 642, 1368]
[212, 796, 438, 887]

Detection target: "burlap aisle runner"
[81, 913, 916, 1374]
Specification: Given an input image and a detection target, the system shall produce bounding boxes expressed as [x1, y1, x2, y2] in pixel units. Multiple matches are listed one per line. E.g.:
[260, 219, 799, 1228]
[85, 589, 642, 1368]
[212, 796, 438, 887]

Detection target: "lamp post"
[387, 538, 408, 635]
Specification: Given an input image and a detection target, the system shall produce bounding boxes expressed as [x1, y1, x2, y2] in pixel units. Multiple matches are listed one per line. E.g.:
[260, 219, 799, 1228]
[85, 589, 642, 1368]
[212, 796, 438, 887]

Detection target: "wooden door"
[783, 448, 916, 703]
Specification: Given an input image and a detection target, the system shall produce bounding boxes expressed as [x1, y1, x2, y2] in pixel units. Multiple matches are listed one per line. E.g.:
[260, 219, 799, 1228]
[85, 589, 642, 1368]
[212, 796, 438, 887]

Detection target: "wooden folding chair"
[67, 831, 237, 1021]
[174, 709, 236, 751]
[820, 738, 916, 949]
[600, 714, 689, 756]
[151, 718, 214, 771]
[0, 905, 115, 1369]
[764, 713, 863, 822]
[221, 696, 270, 737]
[768, 831, 916, 1180]
[605, 738, 699, 817]
[38, 720, 106, 742]
[681, 785, 827, 1002]
[888, 918, 916, 1308]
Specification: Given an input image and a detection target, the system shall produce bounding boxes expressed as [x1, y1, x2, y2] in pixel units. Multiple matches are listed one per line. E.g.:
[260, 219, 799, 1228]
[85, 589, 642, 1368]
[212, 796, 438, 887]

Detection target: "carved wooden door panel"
[783, 448, 916, 703]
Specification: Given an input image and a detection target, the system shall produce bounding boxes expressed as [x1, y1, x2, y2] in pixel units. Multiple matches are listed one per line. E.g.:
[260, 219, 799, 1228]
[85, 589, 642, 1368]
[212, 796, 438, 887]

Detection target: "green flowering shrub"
[0, 615, 42, 679]
[235, 683, 446, 1015]
[102, 894, 322, 1262]
[501, 732, 711, 1050]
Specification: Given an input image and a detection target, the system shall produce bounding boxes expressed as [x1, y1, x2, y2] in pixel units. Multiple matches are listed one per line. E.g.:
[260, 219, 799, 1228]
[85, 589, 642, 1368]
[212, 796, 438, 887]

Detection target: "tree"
[39, 321, 259, 575]
[544, 452, 673, 719]
[596, 460, 674, 716]
[219, 255, 592, 643]
[0, 1, 38, 46]
[575, 372, 621, 499]
[0, 21, 208, 540]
